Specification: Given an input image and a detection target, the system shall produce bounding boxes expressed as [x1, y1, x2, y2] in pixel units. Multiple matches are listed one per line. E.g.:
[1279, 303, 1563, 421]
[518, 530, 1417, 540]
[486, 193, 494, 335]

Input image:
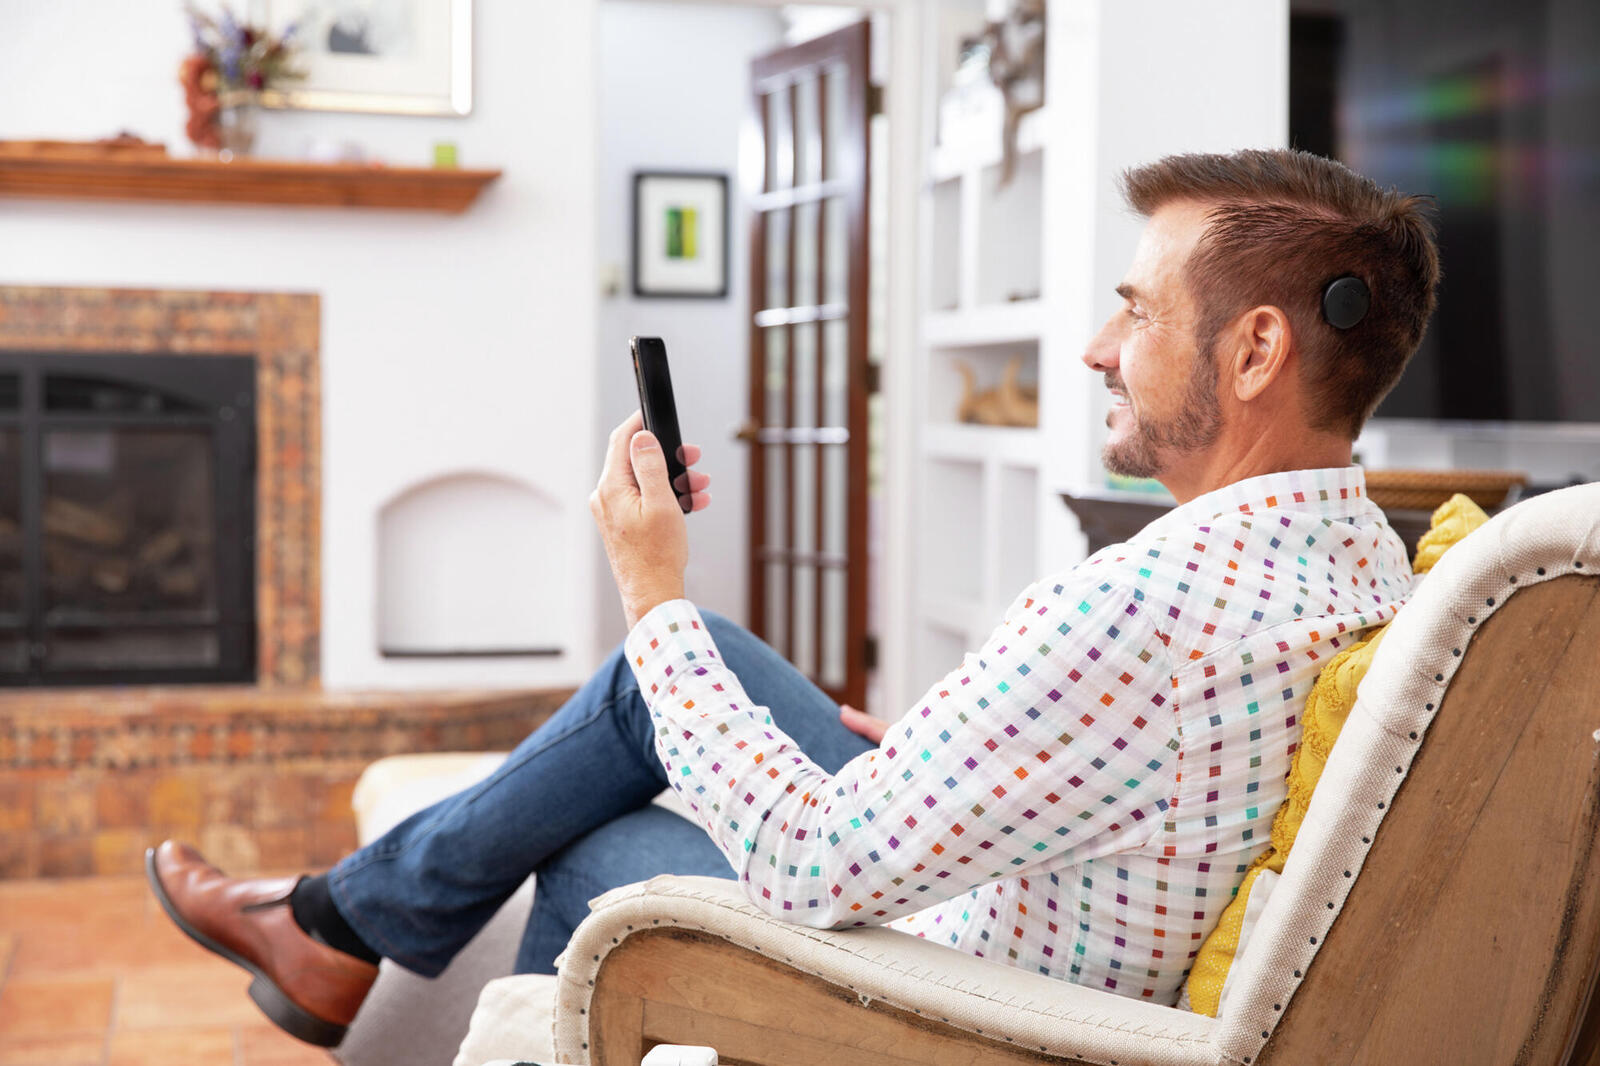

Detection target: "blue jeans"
[327, 610, 875, 977]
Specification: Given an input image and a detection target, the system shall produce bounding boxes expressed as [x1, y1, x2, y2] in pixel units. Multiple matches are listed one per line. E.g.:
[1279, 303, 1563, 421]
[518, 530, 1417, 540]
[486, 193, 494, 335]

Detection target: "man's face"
[1082, 201, 1223, 481]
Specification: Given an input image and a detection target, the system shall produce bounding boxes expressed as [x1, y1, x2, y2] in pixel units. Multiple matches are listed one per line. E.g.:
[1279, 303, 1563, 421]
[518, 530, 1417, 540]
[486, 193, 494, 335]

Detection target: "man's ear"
[1228, 305, 1293, 403]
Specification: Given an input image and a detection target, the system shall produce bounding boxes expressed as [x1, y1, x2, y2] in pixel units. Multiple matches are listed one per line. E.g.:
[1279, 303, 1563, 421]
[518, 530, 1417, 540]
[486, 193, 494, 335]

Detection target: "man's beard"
[1101, 344, 1223, 480]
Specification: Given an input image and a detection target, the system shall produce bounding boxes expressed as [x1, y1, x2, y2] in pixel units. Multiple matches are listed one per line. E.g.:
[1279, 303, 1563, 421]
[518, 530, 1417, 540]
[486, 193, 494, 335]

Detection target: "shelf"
[923, 422, 1041, 466]
[0, 153, 502, 213]
[924, 300, 1044, 346]
[929, 107, 1049, 182]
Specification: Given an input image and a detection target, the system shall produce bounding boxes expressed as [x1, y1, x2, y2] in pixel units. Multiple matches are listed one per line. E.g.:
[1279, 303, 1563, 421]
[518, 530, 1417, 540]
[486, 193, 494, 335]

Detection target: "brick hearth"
[0, 687, 565, 879]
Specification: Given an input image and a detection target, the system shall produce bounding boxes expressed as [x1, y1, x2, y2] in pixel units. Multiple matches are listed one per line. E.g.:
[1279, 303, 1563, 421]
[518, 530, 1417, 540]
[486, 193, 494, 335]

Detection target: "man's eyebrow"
[1115, 283, 1141, 302]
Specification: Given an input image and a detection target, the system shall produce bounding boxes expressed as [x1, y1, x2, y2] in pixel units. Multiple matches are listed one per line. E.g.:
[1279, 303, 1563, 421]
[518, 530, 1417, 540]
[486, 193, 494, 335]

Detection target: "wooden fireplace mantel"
[0, 153, 501, 213]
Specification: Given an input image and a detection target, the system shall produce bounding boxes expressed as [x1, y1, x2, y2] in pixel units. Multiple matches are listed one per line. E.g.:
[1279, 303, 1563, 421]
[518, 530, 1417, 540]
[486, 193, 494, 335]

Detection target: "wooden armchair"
[457, 482, 1600, 1066]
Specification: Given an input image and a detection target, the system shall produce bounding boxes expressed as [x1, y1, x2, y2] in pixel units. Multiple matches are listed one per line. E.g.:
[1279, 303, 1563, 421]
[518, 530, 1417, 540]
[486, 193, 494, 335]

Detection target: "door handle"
[733, 418, 761, 444]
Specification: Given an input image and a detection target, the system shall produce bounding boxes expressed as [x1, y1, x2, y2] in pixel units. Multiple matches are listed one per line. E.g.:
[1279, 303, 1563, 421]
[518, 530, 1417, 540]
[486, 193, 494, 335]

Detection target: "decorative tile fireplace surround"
[0, 286, 567, 879]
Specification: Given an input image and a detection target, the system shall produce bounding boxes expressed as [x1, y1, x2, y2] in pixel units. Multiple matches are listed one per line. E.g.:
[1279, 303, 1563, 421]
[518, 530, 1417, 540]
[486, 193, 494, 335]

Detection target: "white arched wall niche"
[377, 472, 565, 657]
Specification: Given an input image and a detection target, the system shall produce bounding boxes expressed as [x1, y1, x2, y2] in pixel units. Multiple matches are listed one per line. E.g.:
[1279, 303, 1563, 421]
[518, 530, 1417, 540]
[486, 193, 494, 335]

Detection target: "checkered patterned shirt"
[625, 466, 1411, 1003]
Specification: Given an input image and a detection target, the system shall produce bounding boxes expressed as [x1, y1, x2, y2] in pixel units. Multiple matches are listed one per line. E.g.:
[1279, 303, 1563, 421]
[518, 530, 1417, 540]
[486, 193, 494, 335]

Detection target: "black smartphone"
[629, 336, 690, 514]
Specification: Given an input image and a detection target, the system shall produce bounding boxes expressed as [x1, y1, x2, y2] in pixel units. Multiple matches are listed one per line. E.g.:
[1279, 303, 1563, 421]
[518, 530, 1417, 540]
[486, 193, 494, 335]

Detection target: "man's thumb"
[630, 430, 674, 504]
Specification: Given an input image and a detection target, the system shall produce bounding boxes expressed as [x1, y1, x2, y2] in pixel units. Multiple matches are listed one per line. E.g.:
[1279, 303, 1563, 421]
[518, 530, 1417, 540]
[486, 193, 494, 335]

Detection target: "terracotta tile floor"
[0, 875, 332, 1066]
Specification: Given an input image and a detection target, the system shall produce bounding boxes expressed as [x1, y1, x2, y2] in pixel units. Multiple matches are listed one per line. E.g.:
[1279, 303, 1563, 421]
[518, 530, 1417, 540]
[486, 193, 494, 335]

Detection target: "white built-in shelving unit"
[885, 0, 1288, 714]
[913, 73, 1048, 678]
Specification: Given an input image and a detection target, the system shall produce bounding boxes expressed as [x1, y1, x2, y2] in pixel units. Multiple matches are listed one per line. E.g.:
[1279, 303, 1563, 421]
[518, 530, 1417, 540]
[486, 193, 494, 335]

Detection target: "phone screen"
[630, 336, 689, 514]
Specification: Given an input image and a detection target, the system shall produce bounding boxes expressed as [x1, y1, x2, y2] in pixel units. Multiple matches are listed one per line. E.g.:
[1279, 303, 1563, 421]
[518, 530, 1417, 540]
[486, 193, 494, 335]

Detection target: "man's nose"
[1082, 316, 1120, 373]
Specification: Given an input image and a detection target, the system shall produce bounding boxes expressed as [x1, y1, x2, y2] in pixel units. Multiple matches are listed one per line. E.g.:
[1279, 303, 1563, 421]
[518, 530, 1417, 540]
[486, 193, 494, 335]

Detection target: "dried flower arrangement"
[179, 3, 303, 150]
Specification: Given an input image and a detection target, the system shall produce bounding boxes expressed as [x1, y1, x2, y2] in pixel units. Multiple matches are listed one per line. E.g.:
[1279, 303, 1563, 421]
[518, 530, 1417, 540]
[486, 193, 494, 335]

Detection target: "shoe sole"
[144, 848, 349, 1048]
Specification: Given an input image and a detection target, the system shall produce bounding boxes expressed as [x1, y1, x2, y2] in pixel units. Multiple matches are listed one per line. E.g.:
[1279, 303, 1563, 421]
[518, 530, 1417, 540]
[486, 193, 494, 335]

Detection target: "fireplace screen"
[0, 353, 256, 685]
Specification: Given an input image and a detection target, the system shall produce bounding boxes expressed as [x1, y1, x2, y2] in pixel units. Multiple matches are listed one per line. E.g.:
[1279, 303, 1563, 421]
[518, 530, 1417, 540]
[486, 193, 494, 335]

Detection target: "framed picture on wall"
[259, 0, 472, 116]
[632, 172, 730, 299]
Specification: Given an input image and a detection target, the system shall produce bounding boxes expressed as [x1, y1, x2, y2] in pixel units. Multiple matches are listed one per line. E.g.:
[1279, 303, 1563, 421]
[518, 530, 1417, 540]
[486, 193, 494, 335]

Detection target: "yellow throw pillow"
[1185, 493, 1489, 1017]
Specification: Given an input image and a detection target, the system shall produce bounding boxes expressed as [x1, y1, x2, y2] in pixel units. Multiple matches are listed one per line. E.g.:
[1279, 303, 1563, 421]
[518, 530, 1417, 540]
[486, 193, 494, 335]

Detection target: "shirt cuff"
[623, 598, 717, 709]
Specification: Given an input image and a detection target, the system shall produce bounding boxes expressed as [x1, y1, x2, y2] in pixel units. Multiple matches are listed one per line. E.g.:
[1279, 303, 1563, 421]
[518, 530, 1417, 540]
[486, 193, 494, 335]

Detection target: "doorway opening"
[595, 1, 896, 712]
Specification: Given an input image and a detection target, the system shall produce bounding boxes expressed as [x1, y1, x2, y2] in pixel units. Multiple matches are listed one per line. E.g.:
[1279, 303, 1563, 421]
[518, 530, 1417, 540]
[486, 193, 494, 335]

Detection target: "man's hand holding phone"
[590, 409, 712, 629]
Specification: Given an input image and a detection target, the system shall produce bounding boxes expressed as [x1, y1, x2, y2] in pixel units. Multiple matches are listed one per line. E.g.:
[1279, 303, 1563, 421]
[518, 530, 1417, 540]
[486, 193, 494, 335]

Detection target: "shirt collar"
[1136, 466, 1379, 541]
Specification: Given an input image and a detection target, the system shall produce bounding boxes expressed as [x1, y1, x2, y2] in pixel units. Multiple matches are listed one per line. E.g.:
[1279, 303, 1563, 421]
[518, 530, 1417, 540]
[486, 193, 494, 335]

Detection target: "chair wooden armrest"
[552, 876, 1217, 1065]
[529, 483, 1600, 1066]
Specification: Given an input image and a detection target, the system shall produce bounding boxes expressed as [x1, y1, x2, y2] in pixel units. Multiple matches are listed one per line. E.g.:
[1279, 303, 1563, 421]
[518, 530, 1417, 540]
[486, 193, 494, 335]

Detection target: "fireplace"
[0, 286, 570, 880]
[0, 285, 322, 686]
[0, 351, 257, 685]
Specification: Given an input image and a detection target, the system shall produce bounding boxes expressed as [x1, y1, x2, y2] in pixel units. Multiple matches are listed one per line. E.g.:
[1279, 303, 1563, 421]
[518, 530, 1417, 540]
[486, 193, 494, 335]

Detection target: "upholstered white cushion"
[454, 973, 562, 1066]
[352, 752, 512, 842]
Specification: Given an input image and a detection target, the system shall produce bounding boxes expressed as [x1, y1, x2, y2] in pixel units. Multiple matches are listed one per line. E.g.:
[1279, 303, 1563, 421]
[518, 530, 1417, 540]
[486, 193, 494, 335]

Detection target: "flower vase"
[217, 91, 260, 158]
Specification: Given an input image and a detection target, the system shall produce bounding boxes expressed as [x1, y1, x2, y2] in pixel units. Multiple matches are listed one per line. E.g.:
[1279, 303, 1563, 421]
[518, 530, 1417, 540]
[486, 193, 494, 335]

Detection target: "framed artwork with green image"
[632, 172, 729, 299]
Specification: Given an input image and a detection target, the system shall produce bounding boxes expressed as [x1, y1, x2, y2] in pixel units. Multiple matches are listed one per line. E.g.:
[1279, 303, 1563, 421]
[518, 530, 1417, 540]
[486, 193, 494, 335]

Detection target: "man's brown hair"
[1120, 148, 1441, 439]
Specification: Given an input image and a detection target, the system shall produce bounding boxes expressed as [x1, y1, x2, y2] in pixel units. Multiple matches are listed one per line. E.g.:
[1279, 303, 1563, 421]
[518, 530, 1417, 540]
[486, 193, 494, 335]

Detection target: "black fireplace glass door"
[0, 352, 256, 686]
[0, 373, 23, 673]
[42, 428, 221, 670]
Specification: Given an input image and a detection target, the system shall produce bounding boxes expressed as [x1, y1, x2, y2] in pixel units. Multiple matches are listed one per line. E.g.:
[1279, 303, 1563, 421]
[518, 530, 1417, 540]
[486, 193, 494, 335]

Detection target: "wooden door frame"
[747, 21, 871, 706]
[598, 0, 924, 718]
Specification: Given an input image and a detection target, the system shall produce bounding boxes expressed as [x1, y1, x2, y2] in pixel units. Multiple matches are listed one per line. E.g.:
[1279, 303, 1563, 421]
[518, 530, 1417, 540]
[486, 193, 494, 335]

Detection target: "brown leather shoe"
[146, 841, 379, 1047]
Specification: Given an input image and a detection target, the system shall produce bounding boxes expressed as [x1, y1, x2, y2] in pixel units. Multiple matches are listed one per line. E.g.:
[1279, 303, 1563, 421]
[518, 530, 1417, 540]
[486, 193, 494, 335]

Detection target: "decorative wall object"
[632, 171, 730, 299]
[985, 0, 1046, 186]
[261, 0, 473, 116]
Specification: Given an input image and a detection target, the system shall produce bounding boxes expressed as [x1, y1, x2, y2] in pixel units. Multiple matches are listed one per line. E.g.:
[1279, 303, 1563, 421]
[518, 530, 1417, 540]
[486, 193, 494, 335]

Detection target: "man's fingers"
[674, 470, 712, 494]
[679, 443, 702, 467]
[681, 490, 712, 513]
[601, 411, 646, 491]
[630, 430, 677, 509]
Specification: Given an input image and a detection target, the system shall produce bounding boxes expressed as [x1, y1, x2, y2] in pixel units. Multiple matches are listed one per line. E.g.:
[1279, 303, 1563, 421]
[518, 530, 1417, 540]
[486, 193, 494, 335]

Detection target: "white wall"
[0, 0, 602, 689]
[594, 1, 785, 647]
[1035, 0, 1290, 579]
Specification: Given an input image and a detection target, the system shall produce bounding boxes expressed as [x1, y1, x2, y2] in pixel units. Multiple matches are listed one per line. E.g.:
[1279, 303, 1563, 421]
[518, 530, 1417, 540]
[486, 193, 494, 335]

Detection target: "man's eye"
[1124, 307, 1144, 320]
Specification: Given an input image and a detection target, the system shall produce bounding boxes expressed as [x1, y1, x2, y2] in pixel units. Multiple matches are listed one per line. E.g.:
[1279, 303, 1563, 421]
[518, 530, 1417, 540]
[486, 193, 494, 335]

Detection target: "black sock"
[289, 874, 382, 965]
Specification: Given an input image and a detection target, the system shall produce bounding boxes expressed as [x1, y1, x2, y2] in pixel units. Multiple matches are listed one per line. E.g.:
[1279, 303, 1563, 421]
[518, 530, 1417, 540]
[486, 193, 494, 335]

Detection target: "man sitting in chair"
[149, 147, 1439, 1047]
